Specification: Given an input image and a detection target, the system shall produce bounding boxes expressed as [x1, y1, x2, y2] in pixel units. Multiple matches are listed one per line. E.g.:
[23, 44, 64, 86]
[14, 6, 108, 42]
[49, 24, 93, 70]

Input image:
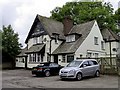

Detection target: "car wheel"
[45, 71, 50, 77]
[76, 73, 82, 81]
[95, 70, 100, 77]
[36, 74, 39, 77]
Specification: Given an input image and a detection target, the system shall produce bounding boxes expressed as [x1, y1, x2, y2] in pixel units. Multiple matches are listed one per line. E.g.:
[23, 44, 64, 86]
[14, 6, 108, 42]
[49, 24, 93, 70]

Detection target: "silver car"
[59, 59, 100, 80]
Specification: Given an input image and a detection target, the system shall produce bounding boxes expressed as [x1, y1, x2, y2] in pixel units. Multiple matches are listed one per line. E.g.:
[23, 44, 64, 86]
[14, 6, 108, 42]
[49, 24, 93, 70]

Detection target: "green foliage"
[2, 25, 21, 59]
[0, 30, 2, 51]
[50, 1, 118, 33]
[113, 8, 120, 33]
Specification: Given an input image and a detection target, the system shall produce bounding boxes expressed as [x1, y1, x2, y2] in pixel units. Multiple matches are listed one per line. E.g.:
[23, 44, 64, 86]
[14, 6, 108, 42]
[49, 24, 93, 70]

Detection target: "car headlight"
[68, 70, 75, 74]
[59, 69, 62, 74]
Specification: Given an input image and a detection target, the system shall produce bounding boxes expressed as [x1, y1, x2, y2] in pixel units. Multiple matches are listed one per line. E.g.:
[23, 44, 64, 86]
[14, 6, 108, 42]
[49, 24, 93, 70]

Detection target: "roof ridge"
[37, 14, 62, 24]
[68, 20, 95, 34]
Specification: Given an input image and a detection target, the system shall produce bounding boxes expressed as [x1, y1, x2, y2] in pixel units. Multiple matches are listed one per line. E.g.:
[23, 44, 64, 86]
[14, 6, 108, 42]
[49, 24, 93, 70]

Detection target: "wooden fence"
[96, 57, 118, 75]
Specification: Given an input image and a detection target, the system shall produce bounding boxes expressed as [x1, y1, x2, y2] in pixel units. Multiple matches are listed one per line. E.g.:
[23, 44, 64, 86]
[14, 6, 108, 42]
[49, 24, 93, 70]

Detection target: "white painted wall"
[26, 34, 63, 68]
[28, 38, 33, 49]
[75, 21, 105, 58]
[105, 41, 119, 57]
[16, 57, 25, 68]
[51, 40, 63, 53]
[58, 55, 68, 66]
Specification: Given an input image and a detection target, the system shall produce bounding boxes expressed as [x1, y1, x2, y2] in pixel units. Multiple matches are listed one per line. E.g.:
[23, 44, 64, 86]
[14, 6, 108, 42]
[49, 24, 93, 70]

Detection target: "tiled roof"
[17, 47, 27, 57]
[101, 29, 119, 42]
[25, 44, 45, 53]
[52, 20, 95, 54]
[37, 15, 65, 40]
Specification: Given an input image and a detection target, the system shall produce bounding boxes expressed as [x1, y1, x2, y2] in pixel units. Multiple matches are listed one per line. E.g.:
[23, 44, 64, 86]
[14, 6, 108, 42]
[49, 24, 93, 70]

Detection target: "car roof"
[74, 59, 97, 62]
[40, 62, 57, 64]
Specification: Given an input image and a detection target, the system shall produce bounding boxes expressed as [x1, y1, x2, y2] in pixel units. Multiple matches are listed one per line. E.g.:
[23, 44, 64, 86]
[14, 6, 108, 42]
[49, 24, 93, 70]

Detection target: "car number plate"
[61, 74, 67, 76]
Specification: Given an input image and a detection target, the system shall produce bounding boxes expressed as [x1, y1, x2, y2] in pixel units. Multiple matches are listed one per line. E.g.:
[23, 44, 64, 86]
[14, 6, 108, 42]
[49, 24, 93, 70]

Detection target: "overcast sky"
[0, 0, 120, 48]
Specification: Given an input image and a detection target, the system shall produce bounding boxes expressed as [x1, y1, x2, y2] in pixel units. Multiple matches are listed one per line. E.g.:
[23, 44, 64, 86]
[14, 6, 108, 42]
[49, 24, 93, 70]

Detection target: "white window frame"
[62, 55, 66, 63]
[66, 35, 75, 43]
[87, 52, 92, 58]
[95, 53, 99, 58]
[101, 41, 105, 50]
[94, 37, 98, 45]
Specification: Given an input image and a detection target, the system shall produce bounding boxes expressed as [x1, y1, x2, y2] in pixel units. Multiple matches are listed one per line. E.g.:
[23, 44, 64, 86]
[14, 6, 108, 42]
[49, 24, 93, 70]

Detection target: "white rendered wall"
[105, 41, 119, 57]
[28, 38, 33, 49]
[16, 57, 25, 68]
[58, 55, 68, 66]
[75, 21, 105, 58]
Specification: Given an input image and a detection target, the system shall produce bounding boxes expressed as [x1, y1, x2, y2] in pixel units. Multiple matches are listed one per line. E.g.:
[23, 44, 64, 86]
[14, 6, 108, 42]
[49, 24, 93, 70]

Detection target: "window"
[55, 35, 59, 44]
[88, 61, 94, 66]
[87, 52, 92, 58]
[67, 55, 74, 63]
[62, 55, 66, 62]
[22, 58, 24, 63]
[33, 54, 36, 62]
[29, 54, 32, 62]
[50, 63, 59, 67]
[37, 54, 40, 62]
[67, 61, 82, 67]
[95, 53, 98, 58]
[33, 37, 38, 44]
[29, 54, 37, 62]
[92, 61, 98, 65]
[39, 36, 43, 43]
[82, 61, 89, 67]
[66, 35, 75, 42]
[94, 37, 98, 45]
[101, 41, 105, 50]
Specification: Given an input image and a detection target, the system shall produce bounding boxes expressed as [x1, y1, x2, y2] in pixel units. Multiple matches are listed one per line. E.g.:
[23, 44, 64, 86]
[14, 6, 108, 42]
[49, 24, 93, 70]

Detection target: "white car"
[59, 59, 100, 80]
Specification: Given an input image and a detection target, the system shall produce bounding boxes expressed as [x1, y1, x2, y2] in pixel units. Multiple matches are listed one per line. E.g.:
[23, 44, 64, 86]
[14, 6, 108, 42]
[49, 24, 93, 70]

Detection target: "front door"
[54, 55, 58, 64]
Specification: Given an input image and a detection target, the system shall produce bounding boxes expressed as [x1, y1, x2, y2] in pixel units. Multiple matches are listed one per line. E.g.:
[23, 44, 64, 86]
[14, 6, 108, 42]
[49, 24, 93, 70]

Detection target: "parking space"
[2, 69, 118, 88]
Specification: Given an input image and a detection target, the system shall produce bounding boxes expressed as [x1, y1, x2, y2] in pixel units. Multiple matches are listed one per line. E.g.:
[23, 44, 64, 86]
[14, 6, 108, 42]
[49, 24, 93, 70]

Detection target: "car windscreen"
[67, 61, 82, 67]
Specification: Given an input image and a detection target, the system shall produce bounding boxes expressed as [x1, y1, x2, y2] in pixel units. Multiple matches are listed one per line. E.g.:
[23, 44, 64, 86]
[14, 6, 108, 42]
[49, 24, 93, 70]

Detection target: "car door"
[80, 61, 90, 77]
[49, 63, 59, 74]
[88, 60, 95, 76]
[52, 63, 60, 74]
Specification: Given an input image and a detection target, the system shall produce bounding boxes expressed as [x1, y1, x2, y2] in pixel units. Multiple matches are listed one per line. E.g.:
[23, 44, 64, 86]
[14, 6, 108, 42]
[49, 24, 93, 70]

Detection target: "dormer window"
[66, 33, 81, 43]
[52, 33, 59, 44]
[66, 35, 75, 42]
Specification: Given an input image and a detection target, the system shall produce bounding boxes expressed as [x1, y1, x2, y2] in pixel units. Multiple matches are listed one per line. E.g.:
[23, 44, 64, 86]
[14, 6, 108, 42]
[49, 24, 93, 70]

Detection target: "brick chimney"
[63, 16, 73, 35]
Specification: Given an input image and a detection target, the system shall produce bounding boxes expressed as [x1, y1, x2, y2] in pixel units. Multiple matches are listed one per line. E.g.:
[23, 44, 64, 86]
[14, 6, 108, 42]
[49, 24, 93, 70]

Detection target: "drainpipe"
[108, 36, 112, 65]
[117, 35, 120, 76]
[49, 39, 52, 62]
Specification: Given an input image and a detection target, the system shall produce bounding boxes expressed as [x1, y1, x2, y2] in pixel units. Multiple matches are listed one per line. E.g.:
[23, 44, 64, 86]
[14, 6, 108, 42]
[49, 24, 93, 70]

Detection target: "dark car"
[32, 62, 63, 77]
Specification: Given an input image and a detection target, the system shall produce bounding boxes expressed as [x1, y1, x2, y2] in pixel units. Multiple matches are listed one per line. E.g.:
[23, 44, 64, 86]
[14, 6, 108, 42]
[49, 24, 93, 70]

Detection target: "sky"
[0, 0, 120, 48]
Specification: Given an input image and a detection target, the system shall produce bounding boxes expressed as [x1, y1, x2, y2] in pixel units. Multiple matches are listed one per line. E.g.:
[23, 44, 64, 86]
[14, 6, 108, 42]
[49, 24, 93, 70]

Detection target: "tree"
[114, 8, 120, 32]
[50, 1, 118, 33]
[2, 25, 21, 63]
